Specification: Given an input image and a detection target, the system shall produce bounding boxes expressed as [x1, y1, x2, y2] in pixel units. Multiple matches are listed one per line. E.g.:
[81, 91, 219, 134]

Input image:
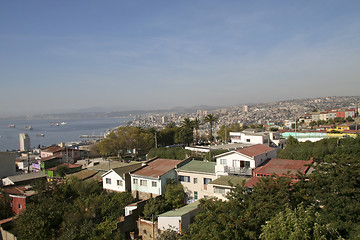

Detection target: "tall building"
[19, 133, 30, 152]
[243, 105, 248, 113]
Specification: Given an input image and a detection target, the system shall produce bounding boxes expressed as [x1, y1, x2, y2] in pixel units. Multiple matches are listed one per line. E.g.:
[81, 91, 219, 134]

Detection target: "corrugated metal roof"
[66, 169, 99, 180]
[113, 163, 143, 178]
[236, 144, 274, 157]
[6, 171, 46, 183]
[254, 158, 311, 176]
[131, 158, 183, 178]
[177, 160, 215, 174]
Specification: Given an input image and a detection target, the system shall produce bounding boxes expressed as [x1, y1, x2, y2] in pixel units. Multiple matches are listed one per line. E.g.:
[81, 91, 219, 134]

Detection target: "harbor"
[0, 117, 131, 151]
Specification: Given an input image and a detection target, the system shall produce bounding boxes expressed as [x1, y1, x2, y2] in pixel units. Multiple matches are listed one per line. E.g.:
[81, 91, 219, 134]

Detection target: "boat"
[50, 122, 59, 126]
[24, 126, 33, 130]
[8, 124, 15, 128]
[36, 133, 45, 137]
[60, 121, 67, 125]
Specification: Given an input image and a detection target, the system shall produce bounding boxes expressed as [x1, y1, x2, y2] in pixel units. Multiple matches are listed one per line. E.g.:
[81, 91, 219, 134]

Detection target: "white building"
[214, 144, 277, 177]
[102, 163, 142, 192]
[19, 133, 30, 152]
[158, 201, 201, 233]
[229, 129, 286, 148]
[130, 158, 185, 200]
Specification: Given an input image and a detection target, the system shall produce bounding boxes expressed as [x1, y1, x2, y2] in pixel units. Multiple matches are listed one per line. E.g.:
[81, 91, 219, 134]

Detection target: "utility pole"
[154, 132, 158, 149]
[27, 152, 30, 173]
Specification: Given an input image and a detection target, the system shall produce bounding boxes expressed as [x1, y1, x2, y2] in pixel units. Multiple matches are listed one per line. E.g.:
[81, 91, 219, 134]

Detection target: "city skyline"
[1, 1, 360, 117]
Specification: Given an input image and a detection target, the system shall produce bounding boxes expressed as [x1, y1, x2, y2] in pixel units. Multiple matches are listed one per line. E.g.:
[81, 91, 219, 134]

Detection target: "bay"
[0, 117, 132, 151]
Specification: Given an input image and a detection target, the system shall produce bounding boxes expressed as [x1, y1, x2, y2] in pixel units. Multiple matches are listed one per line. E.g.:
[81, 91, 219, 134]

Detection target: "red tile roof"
[131, 158, 183, 178]
[254, 158, 313, 177]
[236, 144, 274, 157]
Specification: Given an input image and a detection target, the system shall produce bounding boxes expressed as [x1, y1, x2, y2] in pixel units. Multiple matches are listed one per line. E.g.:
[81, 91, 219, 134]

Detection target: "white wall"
[131, 175, 161, 196]
[158, 216, 181, 232]
[102, 170, 126, 192]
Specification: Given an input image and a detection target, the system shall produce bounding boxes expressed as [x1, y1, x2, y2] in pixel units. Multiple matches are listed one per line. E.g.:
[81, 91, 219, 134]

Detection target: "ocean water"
[0, 117, 132, 151]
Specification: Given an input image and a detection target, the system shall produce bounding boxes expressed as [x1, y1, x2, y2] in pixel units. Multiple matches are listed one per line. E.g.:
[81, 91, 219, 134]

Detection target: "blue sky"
[1, 1, 360, 116]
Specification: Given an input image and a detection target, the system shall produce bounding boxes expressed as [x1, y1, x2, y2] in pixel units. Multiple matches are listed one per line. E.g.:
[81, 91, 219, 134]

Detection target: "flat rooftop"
[158, 201, 201, 217]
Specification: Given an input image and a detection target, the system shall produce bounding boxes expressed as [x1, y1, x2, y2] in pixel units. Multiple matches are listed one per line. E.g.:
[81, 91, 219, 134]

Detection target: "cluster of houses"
[101, 144, 313, 237]
[1, 139, 314, 239]
[303, 108, 355, 123]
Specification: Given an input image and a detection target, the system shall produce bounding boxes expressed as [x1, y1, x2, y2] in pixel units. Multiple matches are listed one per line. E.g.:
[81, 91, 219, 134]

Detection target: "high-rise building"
[243, 105, 248, 113]
[19, 133, 30, 152]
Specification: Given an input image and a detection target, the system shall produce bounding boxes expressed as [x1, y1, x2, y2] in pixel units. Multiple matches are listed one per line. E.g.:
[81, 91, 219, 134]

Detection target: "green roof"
[158, 201, 201, 217]
[177, 160, 215, 174]
[210, 176, 250, 187]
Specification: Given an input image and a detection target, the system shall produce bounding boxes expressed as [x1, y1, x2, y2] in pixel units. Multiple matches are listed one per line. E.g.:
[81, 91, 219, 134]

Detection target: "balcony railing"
[224, 166, 252, 176]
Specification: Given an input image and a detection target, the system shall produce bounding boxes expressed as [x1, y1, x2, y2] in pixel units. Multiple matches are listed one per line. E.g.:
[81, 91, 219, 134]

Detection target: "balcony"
[216, 165, 253, 176]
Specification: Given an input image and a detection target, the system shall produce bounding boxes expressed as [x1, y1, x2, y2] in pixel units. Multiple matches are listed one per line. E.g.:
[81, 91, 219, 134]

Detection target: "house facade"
[176, 160, 216, 203]
[215, 144, 277, 177]
[102, 163, 143, 192]
[130, 158, 184, 200]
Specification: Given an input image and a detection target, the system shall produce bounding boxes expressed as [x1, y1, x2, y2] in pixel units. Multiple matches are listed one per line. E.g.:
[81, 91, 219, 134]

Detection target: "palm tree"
[204, 114, 218, 142]
[191, 118, 200, 143]
[181, 118, 193, 129]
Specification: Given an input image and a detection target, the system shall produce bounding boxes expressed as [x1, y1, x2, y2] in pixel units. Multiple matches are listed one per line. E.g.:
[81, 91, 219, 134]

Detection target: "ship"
[36, 133, 45, 137]
[24, 126, 33, 130]
[8, 124, 15, 128]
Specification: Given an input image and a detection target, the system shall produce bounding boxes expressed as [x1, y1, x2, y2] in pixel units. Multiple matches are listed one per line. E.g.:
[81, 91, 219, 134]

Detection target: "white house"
[158, 201, 201, 233]
[130, 158, 185, 200]
[230, 129, 286, 148]
[215, 144, 277, 177]
[102, 163, 142, 192]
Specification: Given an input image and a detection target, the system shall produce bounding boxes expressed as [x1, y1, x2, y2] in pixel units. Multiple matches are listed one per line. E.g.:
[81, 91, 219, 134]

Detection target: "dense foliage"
[143, 181, 185, 220]
[13, 178, 134, 240]
[97, 126, 154, 158]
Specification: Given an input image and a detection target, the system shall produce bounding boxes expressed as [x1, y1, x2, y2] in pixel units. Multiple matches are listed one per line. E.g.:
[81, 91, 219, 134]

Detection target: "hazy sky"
[1, 1, 360, 116]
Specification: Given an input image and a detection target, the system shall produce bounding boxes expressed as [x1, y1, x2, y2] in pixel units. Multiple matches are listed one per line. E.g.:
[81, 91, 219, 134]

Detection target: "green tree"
[204, 114, 218, 142]
[98, 127, 154, 158]
[0, 192, 13, 220]
[260, 204, 342, 240]
[143, 197, 171, 220]
[164, 181, 185, 209]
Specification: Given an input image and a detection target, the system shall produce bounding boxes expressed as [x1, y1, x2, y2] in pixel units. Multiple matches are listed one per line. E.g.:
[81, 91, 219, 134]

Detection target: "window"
[214, 187, 226, 194]
[194, 191, 198, 200]
[106, 178, 111, 184]
[220, 159, 227, 165]
[152, 181, 157, 187]
[133, 178, 138, 185]
[233, 160, 240, 168]
[140, 179, 147, 186]
[245, 161, 250, 168]
[18, 204, 22, 209]
[204, 178, 212, 185]
[246, 139, 251, 142]
[179, 175, 190, 182]
[193, 178, 198, 184]
[117, 180, 123, 186]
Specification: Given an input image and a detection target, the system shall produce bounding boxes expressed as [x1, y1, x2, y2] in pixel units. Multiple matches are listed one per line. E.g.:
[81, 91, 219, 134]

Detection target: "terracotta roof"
[254, 158, 313, 176]
[131, 158, 183, 178]
[41, 146, 64, 153]
[236, 144, 274, 157]
[1, 185, 37, 197]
